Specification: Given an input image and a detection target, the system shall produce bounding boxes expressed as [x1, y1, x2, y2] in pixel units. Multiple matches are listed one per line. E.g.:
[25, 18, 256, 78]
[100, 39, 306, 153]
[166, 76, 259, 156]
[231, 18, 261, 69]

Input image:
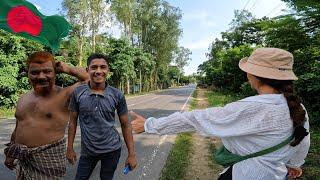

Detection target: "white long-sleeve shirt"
[144, 94, 310, 180]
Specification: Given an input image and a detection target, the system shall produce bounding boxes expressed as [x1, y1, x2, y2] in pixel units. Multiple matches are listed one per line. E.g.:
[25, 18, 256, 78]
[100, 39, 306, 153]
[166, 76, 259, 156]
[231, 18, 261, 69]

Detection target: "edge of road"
[137, 86, 195, 179]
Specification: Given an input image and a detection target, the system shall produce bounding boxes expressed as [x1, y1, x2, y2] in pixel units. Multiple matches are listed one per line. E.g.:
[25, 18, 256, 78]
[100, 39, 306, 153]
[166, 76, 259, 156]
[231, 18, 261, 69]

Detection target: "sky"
[29, 0, 289, 75]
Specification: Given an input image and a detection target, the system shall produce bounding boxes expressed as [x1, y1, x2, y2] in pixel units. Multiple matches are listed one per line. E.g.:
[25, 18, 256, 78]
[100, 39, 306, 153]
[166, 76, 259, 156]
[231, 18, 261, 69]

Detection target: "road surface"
[0, 85, 195, 180]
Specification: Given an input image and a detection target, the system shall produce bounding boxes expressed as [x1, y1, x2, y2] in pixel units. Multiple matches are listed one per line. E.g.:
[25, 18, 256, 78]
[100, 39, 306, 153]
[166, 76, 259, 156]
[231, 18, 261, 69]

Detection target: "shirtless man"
[4, 51, 89, 179]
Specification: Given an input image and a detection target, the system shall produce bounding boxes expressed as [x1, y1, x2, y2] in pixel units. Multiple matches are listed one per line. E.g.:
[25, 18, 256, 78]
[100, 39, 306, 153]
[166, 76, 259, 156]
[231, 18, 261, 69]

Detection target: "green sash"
[214, 135, 294, 167]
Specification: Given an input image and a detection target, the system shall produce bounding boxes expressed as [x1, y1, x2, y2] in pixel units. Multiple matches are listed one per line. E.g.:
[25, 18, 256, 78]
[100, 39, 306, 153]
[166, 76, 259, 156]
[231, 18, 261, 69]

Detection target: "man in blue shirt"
[67, 53, 137, 180]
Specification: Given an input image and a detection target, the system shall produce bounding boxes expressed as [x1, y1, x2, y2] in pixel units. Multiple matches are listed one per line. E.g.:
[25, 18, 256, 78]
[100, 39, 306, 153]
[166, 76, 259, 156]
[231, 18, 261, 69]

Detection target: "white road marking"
[138, 88, 195, 180]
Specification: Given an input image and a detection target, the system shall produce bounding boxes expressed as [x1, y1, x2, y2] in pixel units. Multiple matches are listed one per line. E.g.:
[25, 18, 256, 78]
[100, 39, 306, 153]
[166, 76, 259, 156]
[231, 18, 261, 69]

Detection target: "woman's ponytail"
[282, 85, 308, 146]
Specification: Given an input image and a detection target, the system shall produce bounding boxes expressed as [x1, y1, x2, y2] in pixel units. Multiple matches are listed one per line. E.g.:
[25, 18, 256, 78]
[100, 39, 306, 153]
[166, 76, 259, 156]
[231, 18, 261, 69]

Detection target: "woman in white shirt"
[130, 48, 310, 180]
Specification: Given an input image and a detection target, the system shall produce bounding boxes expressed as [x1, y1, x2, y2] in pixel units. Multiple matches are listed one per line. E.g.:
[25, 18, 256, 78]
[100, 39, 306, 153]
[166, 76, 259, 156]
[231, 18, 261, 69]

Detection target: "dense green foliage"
[0, 0, 194, 109]
[198, 2, 320, 126]
[0, 30, 44, 107]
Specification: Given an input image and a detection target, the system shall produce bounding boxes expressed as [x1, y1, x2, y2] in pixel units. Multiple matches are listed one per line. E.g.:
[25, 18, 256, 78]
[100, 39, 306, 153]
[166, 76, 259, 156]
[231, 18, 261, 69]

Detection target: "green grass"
[207, 138, 224, 172]
[206, 91, 243, 107]
[0, 108, 15, 118]
[301, 127, 320, 180]
[189, 90, 198, 110]
[160, 90, 198, 180]
[160, 132, 193, 180]
[206, 91, 241, 169]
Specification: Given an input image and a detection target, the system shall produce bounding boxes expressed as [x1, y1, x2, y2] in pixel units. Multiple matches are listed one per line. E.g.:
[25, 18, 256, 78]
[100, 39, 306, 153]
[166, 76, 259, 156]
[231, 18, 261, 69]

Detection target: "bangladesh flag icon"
[0, 0, 71, 51]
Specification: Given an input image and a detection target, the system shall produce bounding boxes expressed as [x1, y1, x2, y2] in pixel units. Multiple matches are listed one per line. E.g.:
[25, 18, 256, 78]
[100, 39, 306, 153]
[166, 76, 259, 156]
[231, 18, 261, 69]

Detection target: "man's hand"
[66, 148, 77, 165]
[125, 154, 137, 170]
[4, 156, 16, 170]
[55, 61, 70, 74]
[130, 111, 146, 133]
[287, 167, 303, 179]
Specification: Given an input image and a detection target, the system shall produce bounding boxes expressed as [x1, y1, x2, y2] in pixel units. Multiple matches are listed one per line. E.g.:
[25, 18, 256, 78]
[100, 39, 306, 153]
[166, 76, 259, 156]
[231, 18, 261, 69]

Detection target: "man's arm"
[55, 61, 89, 82]
[66, 111, 78, 165]
[119, 114, 137, 170]
[55, 61, 89, 95]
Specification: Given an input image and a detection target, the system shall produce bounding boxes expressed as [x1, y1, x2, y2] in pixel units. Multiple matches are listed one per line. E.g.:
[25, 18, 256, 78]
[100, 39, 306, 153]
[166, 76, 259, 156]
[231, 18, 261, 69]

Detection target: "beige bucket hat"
[239, 48, 298, 80]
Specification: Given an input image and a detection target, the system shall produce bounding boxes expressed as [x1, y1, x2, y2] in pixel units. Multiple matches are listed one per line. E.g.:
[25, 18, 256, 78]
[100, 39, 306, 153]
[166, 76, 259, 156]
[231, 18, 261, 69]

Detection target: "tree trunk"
[78, 37, 84, 66]
[92, 32, 96, 52]
[126, 76, 130, 95]
[139, 68, 142, 93]
[154, 70, 158, 90]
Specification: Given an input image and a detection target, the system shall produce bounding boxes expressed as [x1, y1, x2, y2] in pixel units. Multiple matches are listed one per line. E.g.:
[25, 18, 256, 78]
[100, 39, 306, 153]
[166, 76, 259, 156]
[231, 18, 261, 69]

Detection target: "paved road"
[0, 85, 195, 180]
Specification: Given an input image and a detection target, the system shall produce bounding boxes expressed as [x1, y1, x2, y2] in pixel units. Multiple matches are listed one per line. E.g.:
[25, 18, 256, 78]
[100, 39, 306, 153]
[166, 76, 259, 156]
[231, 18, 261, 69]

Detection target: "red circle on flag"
[7, 6, 42, 36]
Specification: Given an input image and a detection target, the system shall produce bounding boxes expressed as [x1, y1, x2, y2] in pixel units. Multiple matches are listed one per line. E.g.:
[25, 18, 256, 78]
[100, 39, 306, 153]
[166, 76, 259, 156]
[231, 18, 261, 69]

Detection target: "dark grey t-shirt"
[69, 83, 128, 155]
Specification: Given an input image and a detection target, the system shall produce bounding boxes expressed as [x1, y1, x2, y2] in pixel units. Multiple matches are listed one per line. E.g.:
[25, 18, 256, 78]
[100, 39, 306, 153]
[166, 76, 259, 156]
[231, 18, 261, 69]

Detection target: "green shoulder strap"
[214, 135, 294, 167]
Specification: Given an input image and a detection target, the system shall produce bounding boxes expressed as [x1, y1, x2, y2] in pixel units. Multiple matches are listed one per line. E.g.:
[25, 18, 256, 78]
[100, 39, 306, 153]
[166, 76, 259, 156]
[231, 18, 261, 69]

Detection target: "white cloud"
[184, 37, 212, 50]
[183, 11, 216, 28]
[184, 11, 209, 21]
[34, 3, 41, 10]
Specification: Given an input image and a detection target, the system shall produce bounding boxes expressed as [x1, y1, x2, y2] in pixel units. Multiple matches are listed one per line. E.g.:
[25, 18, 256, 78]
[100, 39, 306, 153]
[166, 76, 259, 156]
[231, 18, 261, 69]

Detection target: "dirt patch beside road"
[185, 89, 223, 180]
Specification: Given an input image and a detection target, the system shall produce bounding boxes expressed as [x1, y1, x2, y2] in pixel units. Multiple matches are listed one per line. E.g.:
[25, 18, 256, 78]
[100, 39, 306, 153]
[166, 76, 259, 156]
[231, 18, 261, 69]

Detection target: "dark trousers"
[75, 148, 121, 180]
[218, 165, 233, 180]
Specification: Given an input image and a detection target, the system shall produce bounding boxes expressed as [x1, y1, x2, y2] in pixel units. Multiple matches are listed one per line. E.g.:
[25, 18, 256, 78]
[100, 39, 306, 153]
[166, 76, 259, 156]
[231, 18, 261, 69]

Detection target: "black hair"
[87, 53, 109, 67]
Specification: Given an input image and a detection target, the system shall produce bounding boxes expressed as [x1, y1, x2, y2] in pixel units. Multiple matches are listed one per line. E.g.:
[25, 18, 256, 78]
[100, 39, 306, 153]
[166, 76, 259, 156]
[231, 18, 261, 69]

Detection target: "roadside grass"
[160, 89, 197, 180]
[207, 90, 243, 107]
[206, 90, 243, 172]
[160, 132, 193, 180]
[301, 127, 320, 180]
[0, 108, 15, 118]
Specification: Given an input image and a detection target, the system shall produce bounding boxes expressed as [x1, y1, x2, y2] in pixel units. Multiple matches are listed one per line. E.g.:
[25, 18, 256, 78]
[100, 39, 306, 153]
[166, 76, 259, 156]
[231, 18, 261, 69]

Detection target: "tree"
[222, 10, 264, 47]
[62, 0, 90, 66]
[174, 47, 191, 85]
[89, 0, 110, 52]
[133, 48, 154, 93]
[110, 0, 182, 90]
[167, 66, 181, 86]
[260, 15, 310, 52]
[105, 38, 135, 94]
[0, 30, 43, 107]
[111, 0, 136, 44]
[282, 0, 320, 34]
[62, 0, 109, 63]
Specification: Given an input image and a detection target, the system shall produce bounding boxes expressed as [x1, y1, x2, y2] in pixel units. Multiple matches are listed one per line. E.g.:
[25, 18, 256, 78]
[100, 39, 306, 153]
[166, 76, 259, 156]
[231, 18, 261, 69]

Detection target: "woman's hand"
[287, 167, 303, 179]
[130, 111, 146, 133]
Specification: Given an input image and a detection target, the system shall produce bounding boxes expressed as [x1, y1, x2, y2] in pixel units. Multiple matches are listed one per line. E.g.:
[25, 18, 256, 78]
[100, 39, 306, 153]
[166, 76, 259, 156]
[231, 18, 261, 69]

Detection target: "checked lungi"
[4, 138, 67, 180]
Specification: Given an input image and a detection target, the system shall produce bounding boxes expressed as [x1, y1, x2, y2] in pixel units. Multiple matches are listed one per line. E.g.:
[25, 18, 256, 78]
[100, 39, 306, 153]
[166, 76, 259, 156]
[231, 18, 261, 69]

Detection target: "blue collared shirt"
[69, 83, 128, 155]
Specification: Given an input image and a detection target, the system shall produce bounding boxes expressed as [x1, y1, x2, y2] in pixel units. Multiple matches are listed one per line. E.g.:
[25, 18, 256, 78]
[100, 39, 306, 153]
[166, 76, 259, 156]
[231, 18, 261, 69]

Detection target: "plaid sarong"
[4, 138, 67, 180]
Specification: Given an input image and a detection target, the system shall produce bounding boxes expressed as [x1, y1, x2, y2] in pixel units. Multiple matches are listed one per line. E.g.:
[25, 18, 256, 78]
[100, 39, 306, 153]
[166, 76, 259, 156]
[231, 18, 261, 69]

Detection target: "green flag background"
[0, 0, 71, 51]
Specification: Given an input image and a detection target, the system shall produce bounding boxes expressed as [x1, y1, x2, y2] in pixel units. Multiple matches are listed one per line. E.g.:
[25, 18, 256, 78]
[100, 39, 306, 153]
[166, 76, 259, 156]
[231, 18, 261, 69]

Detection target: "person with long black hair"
[130, 48, 310, 180]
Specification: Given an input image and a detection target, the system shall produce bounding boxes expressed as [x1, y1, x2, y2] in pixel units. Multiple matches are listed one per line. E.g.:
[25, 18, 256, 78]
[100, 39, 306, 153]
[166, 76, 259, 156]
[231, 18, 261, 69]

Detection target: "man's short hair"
[87, 53, 109, 67]
[27, 51, 55, 68]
